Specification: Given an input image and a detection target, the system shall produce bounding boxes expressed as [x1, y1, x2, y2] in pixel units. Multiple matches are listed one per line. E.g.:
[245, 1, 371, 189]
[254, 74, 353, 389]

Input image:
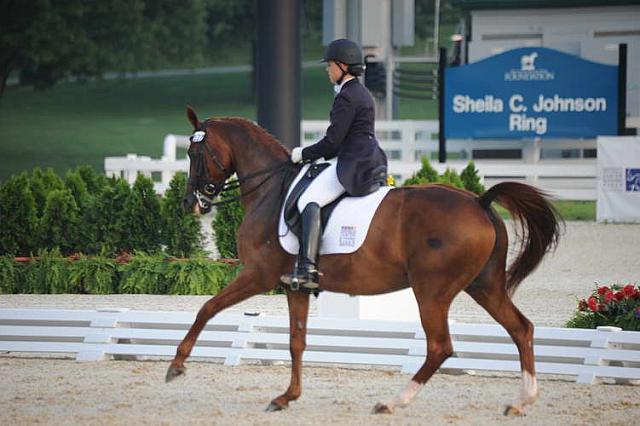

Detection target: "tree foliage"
[403, 157, 485, 195]
[0, 173, 38, 256]
[39, 188, 81, 255]
[1, 0, 207, 95]
[122, 175, 162, 253]
[161, 173, 203, 257]
[211, 187, 245, 259]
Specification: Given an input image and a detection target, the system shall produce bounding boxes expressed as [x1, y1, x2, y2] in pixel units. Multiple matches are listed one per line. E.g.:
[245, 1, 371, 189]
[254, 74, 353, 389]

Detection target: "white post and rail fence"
[1, 308, 639, 385]
[104, 120, 600, 201]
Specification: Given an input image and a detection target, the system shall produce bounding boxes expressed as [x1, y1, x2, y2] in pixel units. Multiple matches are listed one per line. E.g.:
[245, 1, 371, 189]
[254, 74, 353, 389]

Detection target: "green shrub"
[211, 187, 245, 258]
[118, 252, 168, 294]
[122, 175, 162, 253]
[438, 167, 464, 188]
[68, 254, 117, 294]
[64, 169, 95, 253]
[39, 189, 81, 255]
[0, 173, 38, 256]
[161, 173, 203, 257]
[27, 249, 75, 294]
[29, 167, 64, 216]
[403, 156, 439, 186]
[75, 165, 108, 195]
[97, 177, 133, 255]
[0, 256, 19, 294]
[165, 258, 231, 295]
[460, 161, 485, 194]
[567, 284, 640, 331]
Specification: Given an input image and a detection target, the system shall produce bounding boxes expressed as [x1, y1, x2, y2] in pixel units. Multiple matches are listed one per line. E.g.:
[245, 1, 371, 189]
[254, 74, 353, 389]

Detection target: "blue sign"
[444, 47, 618, 139]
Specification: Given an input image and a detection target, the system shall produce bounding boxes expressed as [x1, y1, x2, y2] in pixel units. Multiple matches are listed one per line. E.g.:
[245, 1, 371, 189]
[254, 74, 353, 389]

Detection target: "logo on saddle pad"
[278, 164, 393, 255]
[339, 226, 357, 247]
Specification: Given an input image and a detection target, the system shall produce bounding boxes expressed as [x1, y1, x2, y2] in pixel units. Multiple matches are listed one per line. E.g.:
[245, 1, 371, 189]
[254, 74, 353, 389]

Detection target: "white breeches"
[297, 159, 346, 212]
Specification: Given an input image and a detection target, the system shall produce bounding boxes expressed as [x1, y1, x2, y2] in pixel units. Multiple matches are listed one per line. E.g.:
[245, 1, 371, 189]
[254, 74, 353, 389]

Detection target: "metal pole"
[433, 0, 441, 55]
[438, 47, 447, 163]
[384, 0, 394, 120]
[256, 0, 301, 149]
[617, 43, 627, 136]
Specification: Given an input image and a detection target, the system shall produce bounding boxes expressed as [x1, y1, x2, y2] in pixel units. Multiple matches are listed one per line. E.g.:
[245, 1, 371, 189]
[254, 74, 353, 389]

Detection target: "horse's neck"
[226, 127, 289, 214]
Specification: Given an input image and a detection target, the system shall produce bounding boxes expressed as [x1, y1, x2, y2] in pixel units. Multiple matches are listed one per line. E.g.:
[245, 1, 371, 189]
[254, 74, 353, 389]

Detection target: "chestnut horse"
[166, 107, 562, 416]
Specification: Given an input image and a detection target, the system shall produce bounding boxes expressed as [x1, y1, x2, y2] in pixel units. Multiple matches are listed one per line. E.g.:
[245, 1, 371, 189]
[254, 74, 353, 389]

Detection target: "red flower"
[614, 291, 625, 302]
[588, 296, 598, 312]
[597, 286, 609, 295]
[604, 290, 614, 303]
[578, 299, 589, 311]
[622, 284, 637, 298]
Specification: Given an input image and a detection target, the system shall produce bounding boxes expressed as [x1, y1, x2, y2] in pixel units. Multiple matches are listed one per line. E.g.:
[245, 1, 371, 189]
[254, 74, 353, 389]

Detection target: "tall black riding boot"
[281, 202, 322, 290]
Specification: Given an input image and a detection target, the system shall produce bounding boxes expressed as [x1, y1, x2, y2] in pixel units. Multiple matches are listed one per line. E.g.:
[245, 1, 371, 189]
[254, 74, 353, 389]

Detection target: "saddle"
[279, 162, 392, 255]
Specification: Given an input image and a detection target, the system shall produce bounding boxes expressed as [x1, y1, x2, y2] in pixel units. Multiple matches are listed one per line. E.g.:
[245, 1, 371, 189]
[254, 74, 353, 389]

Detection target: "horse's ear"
[186, 105, 200, 130]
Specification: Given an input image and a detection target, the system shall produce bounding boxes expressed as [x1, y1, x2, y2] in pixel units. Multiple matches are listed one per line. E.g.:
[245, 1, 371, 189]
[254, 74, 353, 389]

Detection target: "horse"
[166, 106, 562, 416]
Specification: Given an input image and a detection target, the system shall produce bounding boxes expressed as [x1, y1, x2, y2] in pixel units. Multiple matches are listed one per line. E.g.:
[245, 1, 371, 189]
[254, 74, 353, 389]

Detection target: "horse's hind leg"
[373, 287, 455, 414]
[266, 290, 310, 411]
[466, 273, 537, 416]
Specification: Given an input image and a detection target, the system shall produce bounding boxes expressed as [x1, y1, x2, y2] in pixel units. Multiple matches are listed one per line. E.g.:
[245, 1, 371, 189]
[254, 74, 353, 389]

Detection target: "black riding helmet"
[322, 38, 365, 81]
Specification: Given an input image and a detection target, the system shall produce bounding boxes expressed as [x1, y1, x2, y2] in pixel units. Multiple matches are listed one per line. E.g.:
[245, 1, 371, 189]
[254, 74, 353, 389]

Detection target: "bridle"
[186, 122, 294, 211]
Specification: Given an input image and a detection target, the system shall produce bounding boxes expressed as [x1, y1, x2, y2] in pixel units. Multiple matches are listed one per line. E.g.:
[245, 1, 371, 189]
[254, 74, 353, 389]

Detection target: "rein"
[204, 160, 293, 207]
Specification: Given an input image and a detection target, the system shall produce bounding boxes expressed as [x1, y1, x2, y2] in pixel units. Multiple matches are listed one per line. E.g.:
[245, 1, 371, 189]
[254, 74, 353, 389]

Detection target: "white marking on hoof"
[380, 380, 424, 412]
[508, 371, 537, 414]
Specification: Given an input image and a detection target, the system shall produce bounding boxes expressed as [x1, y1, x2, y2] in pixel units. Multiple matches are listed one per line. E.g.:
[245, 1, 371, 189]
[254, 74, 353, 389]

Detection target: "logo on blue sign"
[444, 47, 618, 139]
[626, 169, 640, 192]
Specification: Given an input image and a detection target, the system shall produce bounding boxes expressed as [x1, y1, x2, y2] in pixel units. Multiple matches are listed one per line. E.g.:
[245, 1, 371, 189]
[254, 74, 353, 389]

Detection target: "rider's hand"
[291, 147, 304, 164]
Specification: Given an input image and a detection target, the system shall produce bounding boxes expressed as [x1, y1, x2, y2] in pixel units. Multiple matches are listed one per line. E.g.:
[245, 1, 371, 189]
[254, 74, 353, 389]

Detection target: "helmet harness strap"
[336, 62, 349, 85]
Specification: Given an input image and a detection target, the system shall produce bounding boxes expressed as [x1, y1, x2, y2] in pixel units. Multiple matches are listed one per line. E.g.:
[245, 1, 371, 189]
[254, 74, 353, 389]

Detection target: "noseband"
[187, 124, 229, 208]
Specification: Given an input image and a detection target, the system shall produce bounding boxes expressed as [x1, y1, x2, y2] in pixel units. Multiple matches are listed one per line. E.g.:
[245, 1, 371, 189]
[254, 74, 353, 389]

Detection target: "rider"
[281, 38, 388, 290]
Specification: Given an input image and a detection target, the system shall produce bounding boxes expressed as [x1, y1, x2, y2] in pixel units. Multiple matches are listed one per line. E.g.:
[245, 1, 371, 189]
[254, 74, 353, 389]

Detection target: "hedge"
[0, 167, 203, 257]
[403, 157, 485, 194]
[0, 252, 241, 296]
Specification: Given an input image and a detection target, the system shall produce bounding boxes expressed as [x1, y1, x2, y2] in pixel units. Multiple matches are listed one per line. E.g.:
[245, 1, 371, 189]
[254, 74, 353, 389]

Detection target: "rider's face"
[326, 60, 344, 84]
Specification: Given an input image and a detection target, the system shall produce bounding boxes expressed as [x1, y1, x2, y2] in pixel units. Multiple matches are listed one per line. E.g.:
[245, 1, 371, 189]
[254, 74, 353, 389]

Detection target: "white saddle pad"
[278, 163, 394, 255]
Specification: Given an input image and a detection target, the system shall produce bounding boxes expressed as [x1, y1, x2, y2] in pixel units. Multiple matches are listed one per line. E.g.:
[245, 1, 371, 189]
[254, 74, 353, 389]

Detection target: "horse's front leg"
[266, 290, 310, 411]
[166, 268, 269, 382]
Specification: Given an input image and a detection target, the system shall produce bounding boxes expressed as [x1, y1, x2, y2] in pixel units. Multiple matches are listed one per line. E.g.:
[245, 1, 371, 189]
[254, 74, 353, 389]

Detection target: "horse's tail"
[478, 182, 563, 296]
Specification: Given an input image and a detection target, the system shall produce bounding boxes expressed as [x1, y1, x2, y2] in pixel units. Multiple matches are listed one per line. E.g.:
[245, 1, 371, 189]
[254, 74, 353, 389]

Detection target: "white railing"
[1, 308, 639, 384]
[104, 121, 598, 199]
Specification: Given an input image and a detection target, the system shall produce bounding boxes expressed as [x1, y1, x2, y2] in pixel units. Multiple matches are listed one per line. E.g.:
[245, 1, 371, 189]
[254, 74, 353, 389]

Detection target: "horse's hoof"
[265, 401, 287, 412]
[372, 402, 393, 414]
[504, 405, 526, 416]
[165, 366, 186, 383]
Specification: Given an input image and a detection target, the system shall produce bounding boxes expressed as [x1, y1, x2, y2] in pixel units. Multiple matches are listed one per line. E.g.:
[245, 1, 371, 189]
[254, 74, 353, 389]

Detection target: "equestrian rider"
[281, 38, 388, 290]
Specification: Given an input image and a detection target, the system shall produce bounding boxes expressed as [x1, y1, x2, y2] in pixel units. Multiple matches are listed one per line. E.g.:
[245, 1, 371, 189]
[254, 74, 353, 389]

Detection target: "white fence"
[1, 308, 639, 384]
[104, 121, 597, 199]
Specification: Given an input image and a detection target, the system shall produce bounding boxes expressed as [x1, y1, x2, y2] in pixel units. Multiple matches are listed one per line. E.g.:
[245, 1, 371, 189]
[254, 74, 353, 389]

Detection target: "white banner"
[597, 136, 640, 223]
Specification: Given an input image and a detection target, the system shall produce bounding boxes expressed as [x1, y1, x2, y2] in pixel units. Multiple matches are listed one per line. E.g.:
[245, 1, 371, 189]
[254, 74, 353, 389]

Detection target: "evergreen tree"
[161, 173, 203, 257]
[39, 189, 80, 255]
[0, 173, 38, 255]
[28, 167, 64, 216]
[122, 175, 162, 253]
[460, 161, 485, 195]
[91, 177, 132, 255]
[403, 156, 439, 186]
[211, 187, 244, 259]
[438, 168, 464, 189]
[75, 165, 108, 195]
[64, 169, 95, 253]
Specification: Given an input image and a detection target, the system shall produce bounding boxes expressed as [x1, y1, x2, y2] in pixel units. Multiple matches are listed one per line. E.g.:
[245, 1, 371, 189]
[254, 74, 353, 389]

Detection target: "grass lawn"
[0, 66, 437, 181]
[494, 200, 596, 222]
